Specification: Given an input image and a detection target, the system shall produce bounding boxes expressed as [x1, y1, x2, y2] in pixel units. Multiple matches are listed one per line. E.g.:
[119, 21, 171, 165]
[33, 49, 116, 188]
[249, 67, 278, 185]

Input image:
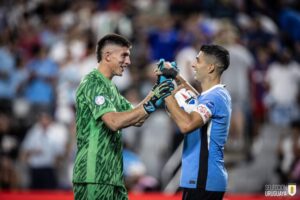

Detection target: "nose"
[125, 57, 131, 65]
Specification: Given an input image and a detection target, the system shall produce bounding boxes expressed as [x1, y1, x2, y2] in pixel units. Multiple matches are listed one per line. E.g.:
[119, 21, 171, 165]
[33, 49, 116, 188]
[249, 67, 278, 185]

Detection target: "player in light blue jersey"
[159, 44, 231, 200]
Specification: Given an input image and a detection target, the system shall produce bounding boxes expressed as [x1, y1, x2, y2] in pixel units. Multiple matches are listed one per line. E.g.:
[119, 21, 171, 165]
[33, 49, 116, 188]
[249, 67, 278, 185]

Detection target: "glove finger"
[158, 88, 174, 96]
[171, 61, 177, 69]
[157, 58, 165, 71]
[160, 78, 172, 84]
[152, 83, 159, 91]
[164, 82, 175, 90]
[157, 82, 171, 90]
[160, 92, 172, 100]
[158, 58, 165, 64]
[156, 80, 174, 93]
[159, 86, 174, 94]
[158, 84, 173, 93]
[160, 79, 173, 86]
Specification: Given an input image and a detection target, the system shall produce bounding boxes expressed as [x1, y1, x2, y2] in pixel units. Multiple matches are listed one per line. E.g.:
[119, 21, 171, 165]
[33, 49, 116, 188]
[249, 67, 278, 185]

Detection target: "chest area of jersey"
[106, 86, 125, 111]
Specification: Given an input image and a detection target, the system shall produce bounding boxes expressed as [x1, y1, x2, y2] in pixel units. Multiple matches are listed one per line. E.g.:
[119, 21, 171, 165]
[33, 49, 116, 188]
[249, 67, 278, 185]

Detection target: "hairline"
[97, 40, 131, 62]
[200, 50, 226, 74]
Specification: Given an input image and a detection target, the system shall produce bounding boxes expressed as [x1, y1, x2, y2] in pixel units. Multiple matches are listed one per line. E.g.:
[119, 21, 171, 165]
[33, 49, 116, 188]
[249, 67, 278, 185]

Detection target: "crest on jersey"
[288, 183, 296, 196]
[95, 96, 105, 105]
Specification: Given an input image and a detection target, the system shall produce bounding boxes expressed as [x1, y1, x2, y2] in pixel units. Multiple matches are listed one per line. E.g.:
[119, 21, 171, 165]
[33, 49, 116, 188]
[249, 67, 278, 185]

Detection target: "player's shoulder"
[83, 70, 107, 87]
[77, 75, 106, 98]
[200, 85, 231, 104]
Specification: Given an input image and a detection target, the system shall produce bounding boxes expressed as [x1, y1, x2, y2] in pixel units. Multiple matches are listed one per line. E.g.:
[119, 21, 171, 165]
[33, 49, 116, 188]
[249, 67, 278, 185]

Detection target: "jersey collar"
[93, 69, 112, 84]
[201, 84, 225, 95]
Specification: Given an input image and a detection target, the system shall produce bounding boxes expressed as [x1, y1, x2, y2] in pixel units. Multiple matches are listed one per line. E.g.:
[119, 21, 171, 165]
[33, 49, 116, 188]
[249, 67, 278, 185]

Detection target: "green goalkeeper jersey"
[73, 69, 133, 186]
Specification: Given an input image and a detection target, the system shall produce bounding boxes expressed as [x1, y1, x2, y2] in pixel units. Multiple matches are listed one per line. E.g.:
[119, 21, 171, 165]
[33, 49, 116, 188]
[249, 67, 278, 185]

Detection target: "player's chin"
[194, 73, 201, 80]
[116, 71, 124, 76]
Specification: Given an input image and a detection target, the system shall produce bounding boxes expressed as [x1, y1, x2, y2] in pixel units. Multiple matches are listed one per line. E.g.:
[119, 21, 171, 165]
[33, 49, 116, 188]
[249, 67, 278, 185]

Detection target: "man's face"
[108, 46, 131, 77]
[192, 51, 208, 81]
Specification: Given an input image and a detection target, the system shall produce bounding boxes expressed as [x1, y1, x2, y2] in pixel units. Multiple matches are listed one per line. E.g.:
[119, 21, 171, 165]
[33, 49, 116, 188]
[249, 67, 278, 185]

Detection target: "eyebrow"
[121, 51, 130, 57]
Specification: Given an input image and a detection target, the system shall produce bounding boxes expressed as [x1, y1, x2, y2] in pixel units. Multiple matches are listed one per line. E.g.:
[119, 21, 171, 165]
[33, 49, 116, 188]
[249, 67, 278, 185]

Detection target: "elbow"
[111, 123, 122, 132]
[134, 121, 144, 127]
[105, 120, 122, 132]
[108, 125, 118, 132]
[102, 112, 124, 132]
[178, 119, 200, 134]
[178, 123, 192, 134]
[134, 123, 142, 127]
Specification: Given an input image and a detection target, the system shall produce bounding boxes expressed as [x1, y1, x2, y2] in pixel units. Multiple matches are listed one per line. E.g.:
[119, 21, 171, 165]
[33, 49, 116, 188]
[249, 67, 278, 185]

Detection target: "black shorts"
[182, 188, 225, 200]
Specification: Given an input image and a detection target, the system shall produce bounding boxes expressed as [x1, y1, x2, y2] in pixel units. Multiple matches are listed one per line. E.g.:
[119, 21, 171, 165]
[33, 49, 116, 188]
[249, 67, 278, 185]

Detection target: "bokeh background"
[1, 0, 300, 198]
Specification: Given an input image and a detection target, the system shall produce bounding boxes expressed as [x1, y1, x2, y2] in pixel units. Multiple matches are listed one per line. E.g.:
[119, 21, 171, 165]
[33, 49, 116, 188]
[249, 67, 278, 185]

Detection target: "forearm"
[165, 93, 204, 133]
[133, 115, 149, 127]
[136, 91, 153, 107]
[102, 106, 148, 131]
[103, 79, 175, 131]
[165, 95, 193, 134]
[175, 75, 199, 95]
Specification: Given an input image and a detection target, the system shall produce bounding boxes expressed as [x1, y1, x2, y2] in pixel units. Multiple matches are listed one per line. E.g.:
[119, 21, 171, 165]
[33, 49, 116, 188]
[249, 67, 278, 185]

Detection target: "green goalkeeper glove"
[143, 79, 175, 114]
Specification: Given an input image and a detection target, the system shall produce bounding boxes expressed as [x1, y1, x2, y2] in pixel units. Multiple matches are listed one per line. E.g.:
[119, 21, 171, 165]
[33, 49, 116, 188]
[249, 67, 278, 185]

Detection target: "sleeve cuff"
[93, 107, 116, 120]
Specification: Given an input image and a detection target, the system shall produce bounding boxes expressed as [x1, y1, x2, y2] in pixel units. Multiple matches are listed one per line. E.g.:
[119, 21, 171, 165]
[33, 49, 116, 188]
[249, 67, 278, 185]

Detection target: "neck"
[200, 75, 221, 92]
[98, 62, 113, 80]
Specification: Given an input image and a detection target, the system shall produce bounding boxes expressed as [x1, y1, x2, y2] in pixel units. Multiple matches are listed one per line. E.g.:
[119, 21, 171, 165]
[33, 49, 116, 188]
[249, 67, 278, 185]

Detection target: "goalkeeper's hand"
[143, 79, 175, 114]
[156, 59, 179, 83]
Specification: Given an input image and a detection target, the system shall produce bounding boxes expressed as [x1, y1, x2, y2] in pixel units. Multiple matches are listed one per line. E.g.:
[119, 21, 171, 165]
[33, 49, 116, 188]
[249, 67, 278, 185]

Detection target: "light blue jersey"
[180, 84, 231, 192]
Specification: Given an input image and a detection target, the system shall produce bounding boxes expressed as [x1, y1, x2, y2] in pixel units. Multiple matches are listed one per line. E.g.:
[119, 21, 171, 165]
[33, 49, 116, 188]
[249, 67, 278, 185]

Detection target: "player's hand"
[156, 59, 179, 81]
[152, 79, 175, 104]
[143, 80, 175, 114]
[155, 58, 168, 84]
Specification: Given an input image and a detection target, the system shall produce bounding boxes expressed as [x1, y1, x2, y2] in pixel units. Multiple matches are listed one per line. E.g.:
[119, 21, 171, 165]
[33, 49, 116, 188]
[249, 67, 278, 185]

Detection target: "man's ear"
[104, 51, 111, 62]
[207, 63, 215, 73]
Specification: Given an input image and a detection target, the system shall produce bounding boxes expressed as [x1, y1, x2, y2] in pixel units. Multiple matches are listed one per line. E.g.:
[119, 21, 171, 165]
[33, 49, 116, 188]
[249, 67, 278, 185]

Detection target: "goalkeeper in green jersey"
[72, 33, 174, 200]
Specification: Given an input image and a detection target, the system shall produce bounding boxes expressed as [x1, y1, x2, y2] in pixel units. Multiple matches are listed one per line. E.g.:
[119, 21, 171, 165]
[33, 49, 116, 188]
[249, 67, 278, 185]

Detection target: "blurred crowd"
[0, 0, 300, 193]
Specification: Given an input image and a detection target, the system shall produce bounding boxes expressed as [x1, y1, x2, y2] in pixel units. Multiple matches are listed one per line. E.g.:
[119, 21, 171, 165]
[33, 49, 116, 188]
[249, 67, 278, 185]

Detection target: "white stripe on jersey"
[207, 120, 212, 149]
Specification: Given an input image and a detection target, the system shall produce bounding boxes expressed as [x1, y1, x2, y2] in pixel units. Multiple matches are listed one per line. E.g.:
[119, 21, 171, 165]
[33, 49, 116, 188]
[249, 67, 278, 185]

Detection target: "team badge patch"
[95, 96, 105, 105]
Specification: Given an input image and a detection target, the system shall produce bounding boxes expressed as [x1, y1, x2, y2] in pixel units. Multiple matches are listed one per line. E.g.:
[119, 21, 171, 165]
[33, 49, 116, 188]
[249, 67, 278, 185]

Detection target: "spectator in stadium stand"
[215, 20, 254, 151]
[0, 113, 19, 189]
[0, 39, 16, 114]
[289, 120, 300, 184]
[23, 44, 59, 119]
[264, 47, 300, 128]
[72, 33, 174, 200]
[20, 110, 68, 189]
[147, 16, 181, 62]
[160, 44, 231, 200]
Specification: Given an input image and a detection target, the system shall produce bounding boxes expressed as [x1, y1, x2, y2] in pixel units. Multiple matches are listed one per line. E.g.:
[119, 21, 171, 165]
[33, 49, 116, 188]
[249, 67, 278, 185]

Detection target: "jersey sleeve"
[119, 95, 134, 111]
[84, 82, 116, 120]
[192, 96, 216, 124]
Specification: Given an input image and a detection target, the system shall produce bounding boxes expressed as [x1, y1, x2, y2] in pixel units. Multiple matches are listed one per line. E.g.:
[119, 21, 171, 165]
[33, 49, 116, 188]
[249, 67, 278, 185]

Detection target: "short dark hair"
[200, 44, 230, 74]
[96, 33, 132, 62]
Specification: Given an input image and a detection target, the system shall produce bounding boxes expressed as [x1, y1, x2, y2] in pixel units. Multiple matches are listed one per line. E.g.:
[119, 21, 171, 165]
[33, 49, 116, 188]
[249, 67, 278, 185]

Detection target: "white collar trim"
[201, 84, 225, 95]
